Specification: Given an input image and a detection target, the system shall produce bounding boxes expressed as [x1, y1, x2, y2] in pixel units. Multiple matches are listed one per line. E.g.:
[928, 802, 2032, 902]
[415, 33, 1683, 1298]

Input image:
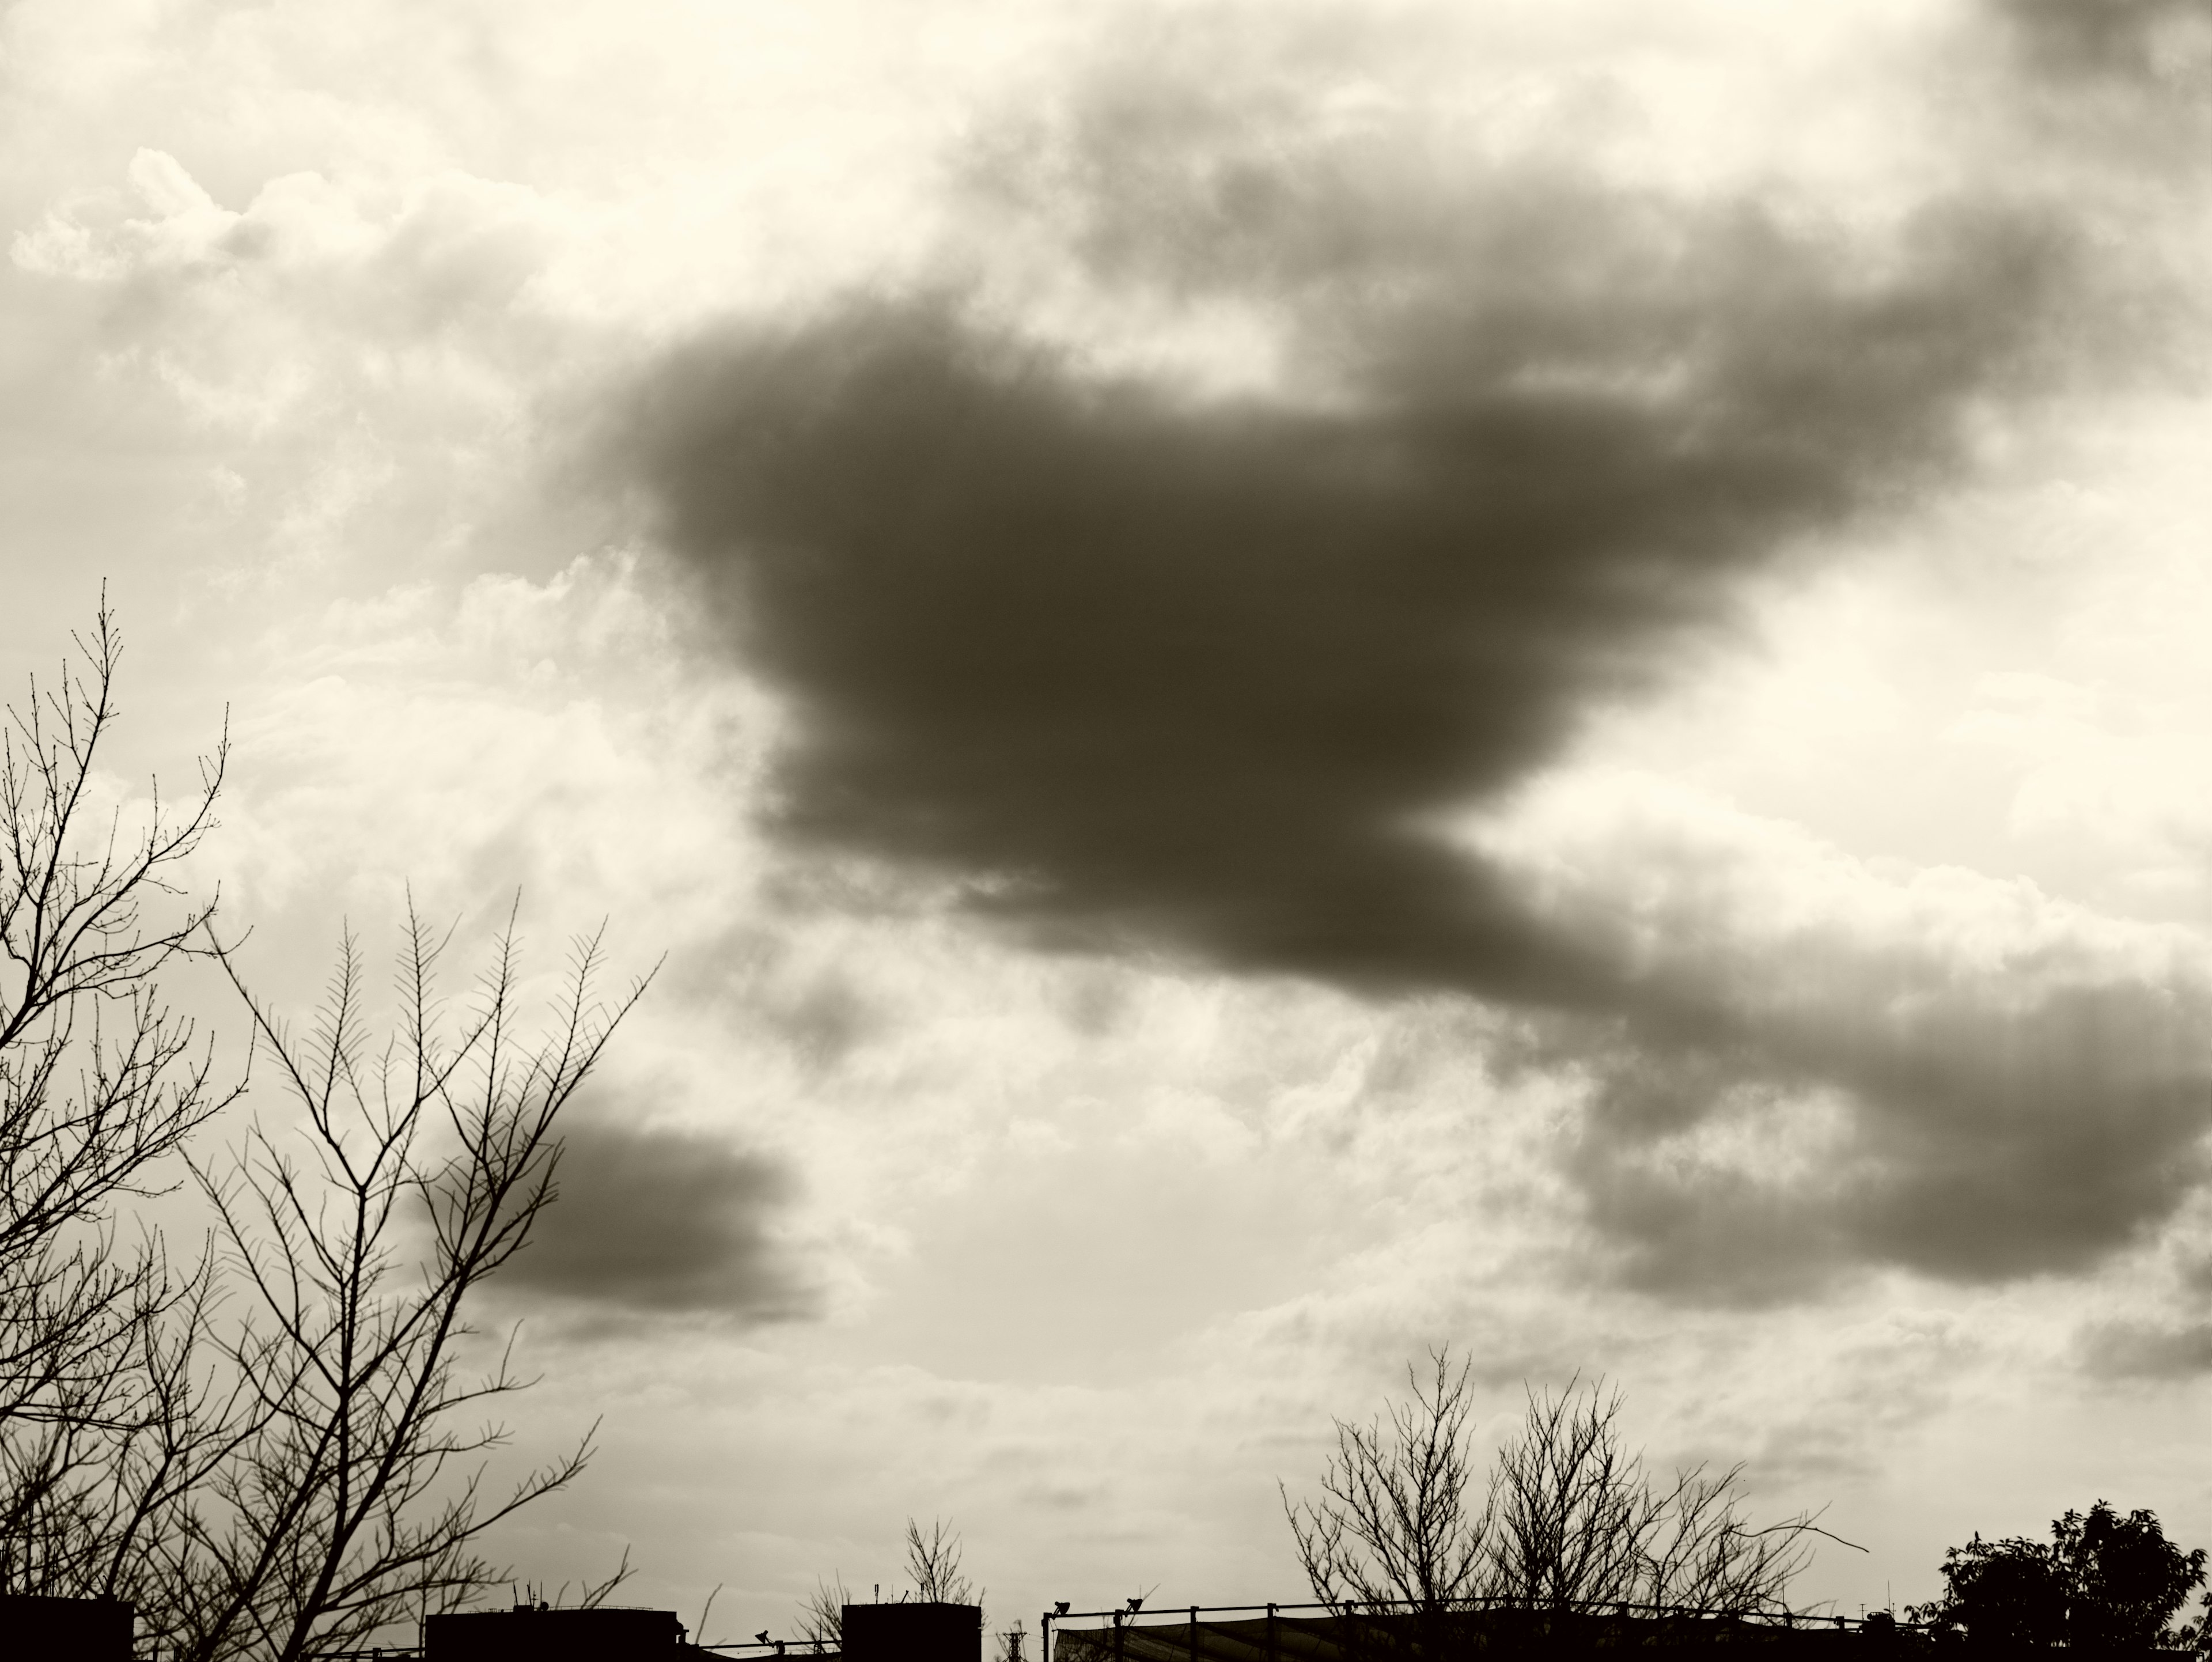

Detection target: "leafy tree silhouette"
[1911, 1501, 2207, 1650]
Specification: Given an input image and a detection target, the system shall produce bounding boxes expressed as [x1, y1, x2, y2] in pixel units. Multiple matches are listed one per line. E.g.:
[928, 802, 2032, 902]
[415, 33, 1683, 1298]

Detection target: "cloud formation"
[2078, 1317, 2212, 1378]
[506, 1120, 810, 1319]
[1474, 773, 2212, 1296]
[633, 219, 2061, 972]
[1995, 0, 2212, 86]
[618, 10, 2212, 1296]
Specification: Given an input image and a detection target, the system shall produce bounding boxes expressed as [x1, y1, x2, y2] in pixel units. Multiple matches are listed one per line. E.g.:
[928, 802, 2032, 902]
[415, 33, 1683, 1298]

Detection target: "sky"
[9, 0, 2212, 1643]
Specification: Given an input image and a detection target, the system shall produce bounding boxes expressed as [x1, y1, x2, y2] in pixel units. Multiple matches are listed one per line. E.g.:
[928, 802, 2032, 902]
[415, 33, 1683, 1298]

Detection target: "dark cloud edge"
[606, 1, 2212, 1304]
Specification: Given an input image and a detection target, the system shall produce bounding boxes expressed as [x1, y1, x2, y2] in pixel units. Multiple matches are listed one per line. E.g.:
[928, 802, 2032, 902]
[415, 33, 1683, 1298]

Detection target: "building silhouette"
[0, 1592, 135, 1659]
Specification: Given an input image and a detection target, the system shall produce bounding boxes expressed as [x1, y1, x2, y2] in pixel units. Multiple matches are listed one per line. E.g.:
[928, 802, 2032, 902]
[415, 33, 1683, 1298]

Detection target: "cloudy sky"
[10, 0, 2212, 1641]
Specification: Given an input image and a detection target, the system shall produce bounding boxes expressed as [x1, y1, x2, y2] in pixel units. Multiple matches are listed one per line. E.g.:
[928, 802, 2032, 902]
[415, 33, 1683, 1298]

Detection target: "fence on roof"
[1041, 1599, 1933, 1662]
[142, 1593, 1938, 1661]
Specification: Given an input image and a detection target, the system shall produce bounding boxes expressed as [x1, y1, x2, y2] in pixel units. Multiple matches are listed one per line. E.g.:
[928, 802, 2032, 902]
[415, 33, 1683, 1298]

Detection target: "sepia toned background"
[6, 0, 2212, 1641]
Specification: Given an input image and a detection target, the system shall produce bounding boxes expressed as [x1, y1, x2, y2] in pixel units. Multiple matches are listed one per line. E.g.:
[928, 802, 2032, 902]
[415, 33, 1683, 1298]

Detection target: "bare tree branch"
[906, 1516, 978, 1607]
[0, 595, 239, 1603]
[1282, 1348, 1492, 1615]
[798, 1572, 854, 1651]
[1284, 1361, 1832, 1642]
[125, 904, 654, 1662]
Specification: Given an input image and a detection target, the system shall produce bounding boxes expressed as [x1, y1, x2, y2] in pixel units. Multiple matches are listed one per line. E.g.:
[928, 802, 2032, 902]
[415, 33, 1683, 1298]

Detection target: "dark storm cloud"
[616, 24, 2210, 1296]
[2077, 1318, 2212, 1378]
[631, 204, 2062, 992]
[1562, 967, 2212, 1299]
[1994, 0, 2212, 84]
[506, 1121, 811, 1319]
[1981, 0, 2212, 181]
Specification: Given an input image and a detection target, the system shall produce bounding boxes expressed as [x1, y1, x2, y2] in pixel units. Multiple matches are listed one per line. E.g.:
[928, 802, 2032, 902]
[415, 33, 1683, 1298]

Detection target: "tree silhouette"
[1283, 1361, 1832, 1622]
[139, 911, 653, 1661]
[1488, 1380, 1822, 1617]
[1912, 1501, 2207, 1650]
[905, 1515, 977, 1605]
[0, 600, 652, 1659]
[798, 1571, 853, 1650]
[1283, 1348, 1491, 1613]
[0, 599, 238, 1600]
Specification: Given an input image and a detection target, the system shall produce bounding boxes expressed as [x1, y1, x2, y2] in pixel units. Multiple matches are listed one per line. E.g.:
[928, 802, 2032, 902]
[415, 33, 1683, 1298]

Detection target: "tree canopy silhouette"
[1911, 1501, 2207, 1651]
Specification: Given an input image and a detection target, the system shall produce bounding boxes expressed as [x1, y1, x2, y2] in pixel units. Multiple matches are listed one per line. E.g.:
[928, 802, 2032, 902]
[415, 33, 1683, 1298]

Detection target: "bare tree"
[0, 1253, 245, 1610]
[0, 599, 236, 1596]
[0, 604, 653, 1659]
[906, 1515, 977, 1605]
[1486, 1380, 1652, 1611]
[1282, 1348, 1492, 1613]
[543, 1548, 637, 1613]
[129, 908, 653, 1661]
[1491, 1379, 1832, 1618]
[797, 1571, 853, 1650]
[1286, 1365, 1837, 1630]
[794, 1521, 977, 1658]
[1640, 1464, 1824, 1618]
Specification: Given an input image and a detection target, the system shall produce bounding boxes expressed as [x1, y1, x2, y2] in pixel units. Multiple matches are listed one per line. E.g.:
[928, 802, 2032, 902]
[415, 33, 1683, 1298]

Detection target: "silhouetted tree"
[1913, 1534, 2064, 1649]
[559, 1547, 635, 1612]
[1486, 1379, 1646, 1610]
[798, 1571, 853, 1650]
[795, 1520, 979, 1660]
[1284, 1362, 1833, 1622]
[0, 600, 238, 1598]
[1489, 1379, 1823, 1617]
[1283, 1348, 1491, 1613]
[1640, 1460, 1823, 1616]
[0, 604, 650, 1659]
[130, 912, 653, 1661]
[1911, 1501, 2206, 1650]
[2058, 1505, 2209, 1652]
[905, 1515, 977, 1604]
